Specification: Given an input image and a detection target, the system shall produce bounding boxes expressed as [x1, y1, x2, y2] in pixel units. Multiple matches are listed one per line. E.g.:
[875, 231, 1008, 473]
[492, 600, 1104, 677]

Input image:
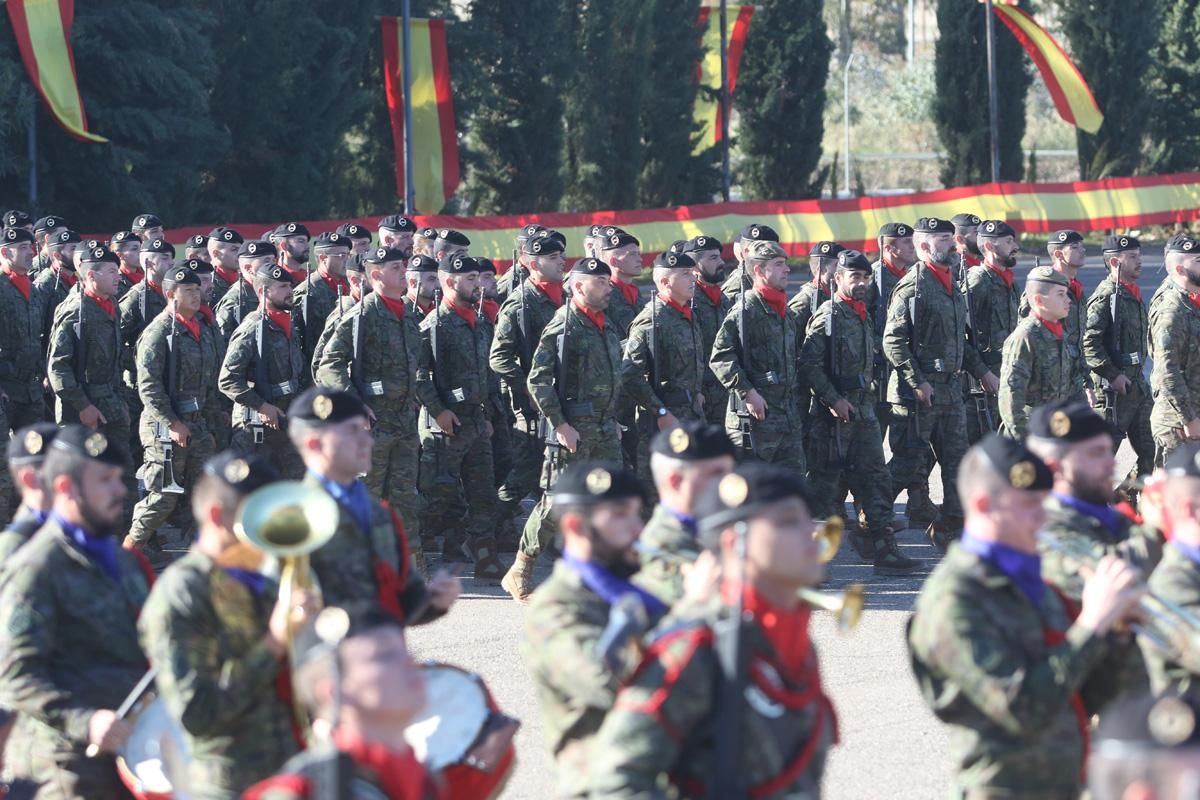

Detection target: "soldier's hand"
[87, 709, 133, 754]
[831, 399, 854, 422]
[914, 382, 934, 407]
[121, 535, 142, 551]
[427, 569, 462, 612]
[656, 412, 680, 431]
[1183, 419, 1200, 441]
[555, 423, 580, 453]
[980, 371, 1001, 395]
[1111, 374, 1131, 396]
[1077, 555, 1145, 636]
[682, 549, 720, 603]
[257, 403, 282, 429]
[79, 405, 107, 429]
[266, 590, 315, 656]
[435, 409, 460, 436]
[744, 389, 767, 420]
[168, 420, 191, 447]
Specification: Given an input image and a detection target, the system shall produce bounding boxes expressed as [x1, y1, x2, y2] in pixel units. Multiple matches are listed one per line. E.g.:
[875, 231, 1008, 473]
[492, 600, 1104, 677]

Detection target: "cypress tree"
[735, 0, 834, 200]
[0, 34, 36, 207]
[1147, 0, 1200, 174]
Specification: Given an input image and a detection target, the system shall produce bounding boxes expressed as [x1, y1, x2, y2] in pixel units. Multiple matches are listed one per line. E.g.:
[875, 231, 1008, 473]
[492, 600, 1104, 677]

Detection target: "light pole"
[843, 51, 857, 197]
[984, 0, 1001, 183]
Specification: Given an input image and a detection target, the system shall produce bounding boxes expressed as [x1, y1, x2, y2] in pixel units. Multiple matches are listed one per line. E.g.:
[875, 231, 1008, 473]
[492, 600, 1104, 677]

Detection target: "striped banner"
[380, 17, 461, 214]
[693, 4, 754, 154]
[6, 0, 107, 143]
[136, 172, 1200, 269]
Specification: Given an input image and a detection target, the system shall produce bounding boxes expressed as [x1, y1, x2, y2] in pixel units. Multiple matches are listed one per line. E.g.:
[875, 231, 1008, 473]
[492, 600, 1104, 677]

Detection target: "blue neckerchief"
[54, 511, 120, 582]
[1173, 541, 1200, 569]
[310, 470, 372, 534]
[222, 567, 268, 596]
[561, 551, 668, 619]
[660, 503, 697, 536]
[31, 509, 49, 527]
[960, 530, 1045, 608]
[1053, 492, 1122, 539]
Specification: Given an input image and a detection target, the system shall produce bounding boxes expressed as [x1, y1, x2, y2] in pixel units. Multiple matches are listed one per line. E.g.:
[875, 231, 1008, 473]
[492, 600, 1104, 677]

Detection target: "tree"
[735, 0, 833, 200]
[0, 31, 36, 208]
[1058, 0, 1160, 179]
[1146, 0, 1200, 174]
[932, 0, 1030, 186]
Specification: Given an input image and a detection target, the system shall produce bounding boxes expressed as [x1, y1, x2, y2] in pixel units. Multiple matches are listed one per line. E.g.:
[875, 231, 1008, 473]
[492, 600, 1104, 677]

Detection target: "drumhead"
[117, 696, 190, 798]
[405, 663, 490, 770]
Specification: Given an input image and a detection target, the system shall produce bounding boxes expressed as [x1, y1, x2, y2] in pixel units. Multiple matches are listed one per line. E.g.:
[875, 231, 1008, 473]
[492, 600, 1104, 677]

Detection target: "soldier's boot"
[463, 537, 504, 583]
[844, 515, 874, 562]
[926, 515, 963, 554]
[906, 485, 939, 528]
[872, 530, 920, 576]
[410, 544, 431, 579]
[501, 551, 536, 604]
[493, 501, 521, 553]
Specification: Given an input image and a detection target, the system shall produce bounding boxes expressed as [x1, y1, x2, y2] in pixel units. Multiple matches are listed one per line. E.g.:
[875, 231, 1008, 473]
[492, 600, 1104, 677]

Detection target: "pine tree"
[0, 32, 36, 208]
[1146, 0, 1198, 174]
[735, 0, 833, 200]
[932, 0, 1030, 186]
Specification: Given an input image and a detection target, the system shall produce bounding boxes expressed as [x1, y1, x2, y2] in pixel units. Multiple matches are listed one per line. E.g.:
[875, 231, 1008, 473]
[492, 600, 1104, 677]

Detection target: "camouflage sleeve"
[1017, 291, 1031, 320]
[413, 317, 447, 419]
[1083, 286, 1118, 380]
[708, 302, 752, 395]
[1151, 303, 1196, 424]
[620, 308, 663, 414]
[528, 314, 566, 429]
[798, 306, 839, 408]
[313, 310, 356, 394]
[488, 296, 527, 389]
[882, 276, 926, 389]
[218, 321, 267, 410]
[136, 322, 177, 423]
[1119, 522, 1164, 574]
[998, 327, 1034, 438]
[216, 295, 240, 341]
[118, 290, 142, 373]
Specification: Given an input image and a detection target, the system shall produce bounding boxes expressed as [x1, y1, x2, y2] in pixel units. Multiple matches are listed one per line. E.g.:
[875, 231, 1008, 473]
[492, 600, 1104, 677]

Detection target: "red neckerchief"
[175, 312, 201, 341]
[1121, 280, 1142, 302]
[1042, 589, 1090, 783]
[1069, 277, 1083, 303]
[696, 280, 723, 306]
[408, 292, 433, 315]
[56, 267, 77, 289]
[612, 275, 639, 306]
[963, 252, 983, 268]
[837, 291, 867, 321]
[119, 264, 145, 285]
[265, 307, 293, 339]
[923, 261, 954, 295]
[379, 294, 406, 320]
[444, 298, 477, 330]
[1035, 314, 1064, 339]
[660, 293, 692, 321]
[532, 278, 564, 307]
[198, 304, 215, 326]
[4, 269, 30, 301]
[882, 256, 906, 280]
[146, 277, 164, 299]
[286, 266, 307, 284]
[320, 272, 349, 297]
[332, 729, 431, 800]
[573, 295, 605, 331]
[758, 285, 788, 317]
[481, 297, 500, 325]
[212, 263, 238, 285]
[84, 289, 115, 318]
[985, 261, 1015, 290]
[722, 582, 813, 678]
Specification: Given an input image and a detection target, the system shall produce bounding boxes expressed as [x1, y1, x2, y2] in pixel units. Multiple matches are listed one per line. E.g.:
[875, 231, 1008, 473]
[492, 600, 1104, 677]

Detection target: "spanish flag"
[5, 0, 106, 143]
[380, 17, 461, 214]
[990, 3, 1103, 134]
[693, 4, 754, 154]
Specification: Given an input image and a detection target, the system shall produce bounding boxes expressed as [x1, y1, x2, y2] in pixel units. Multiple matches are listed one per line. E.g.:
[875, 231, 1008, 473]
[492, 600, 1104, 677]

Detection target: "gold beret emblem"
[1049, 410, 1071, 437]
[84, 432, 108, 457]
[23, 430, 43, 455]
[718, 473, 749, 507]
[223, 458, 251, 483]
[585, 468, 612, 494]
[313, 395, 334, 420]
[1149, 696, 1196, 746]
[669, 428, 690, 454]
[1009, 461, 1035, 489]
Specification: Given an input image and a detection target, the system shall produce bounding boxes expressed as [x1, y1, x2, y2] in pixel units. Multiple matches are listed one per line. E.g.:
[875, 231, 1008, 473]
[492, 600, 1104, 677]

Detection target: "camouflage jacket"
[621, 295, 706, 419]
[0, 510, 46, 567]
[138, 551, 299, 796]
[966, 265, 1020, 371]
[788, 281, 831, 344]
[868, 261, 906, 386]
[719, 263, 750, 299]
[489, 280, 562, 419]
[607, 278, 646, 338]
[1018, 278, 1087, 392]
[309, 295, 358, 378]
[633, 504, 699, 607]
[33, 267, 76, 347]
[1142, 544, 1200, 695]
[415, 301, 496, 419]
[210, 266, 238, 309]
[315, 293, 419, 418]
[293, 271, 347, 370]
[1083, 277, 1149, 387]
[46, 290, 125, 414]
[998, 316, 1075, 439]
[710, 288, 804, 424]
[243, 744, 440, 800]
[907, 543, 1118, 798]
[119, 279, 169, 377]
[219, 309, 305, 425]
[136, 309, 225, 430]
[528, 301, 624, 430]
[494, 263, 527, 306]
[692, 281, 732, 411]
[403, 294, 435, 320]
[0, 271, 47, 403]
[1149, 282, 1200, 432]
[799, 295, 877, 411]
[214, 279, 258, 341]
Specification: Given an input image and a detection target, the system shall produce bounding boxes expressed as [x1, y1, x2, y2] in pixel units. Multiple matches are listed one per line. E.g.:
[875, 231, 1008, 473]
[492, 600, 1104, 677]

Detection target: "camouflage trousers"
[496, 413, 544, 521]
[417, 407, 496, 550]
[231, 421, 305, 480]
[121, 380, 145, 471]
[887, 393, 968, 520]
[520, 417, 622, 558]
[364, 407, 421, 551]
[1096, 378, 1155, 477]
[723, 410, 807, 474]
[702, 380, 728, 428]
[963, 382, 1001, 445]
[806, 405, 893, 534]
[128, 416, 216, 546]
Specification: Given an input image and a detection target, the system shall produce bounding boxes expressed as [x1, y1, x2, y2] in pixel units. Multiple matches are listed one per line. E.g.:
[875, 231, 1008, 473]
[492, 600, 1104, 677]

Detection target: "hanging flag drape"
[693, 4, 754, 154]
[990, 3, 1103, 134]
[6, 0, 106, 143]
[380, 17, 461, 213]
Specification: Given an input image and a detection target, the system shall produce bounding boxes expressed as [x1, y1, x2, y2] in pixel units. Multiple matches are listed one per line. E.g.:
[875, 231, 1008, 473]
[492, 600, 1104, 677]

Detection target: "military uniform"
[789, 272, 833, 443]
[1149, 281, 1200, 465]
[119, 266, 169, 469]
[243, 745, 439, 800]
[0, 254, 49, 431]
[686, 245, 733, 427]
[293, 232, 353, 383]
[33, 231, 80, 347]
[964, 249, 1019, 442]
[214, 279, 258, 341]
[1142, 544, 1200, 695]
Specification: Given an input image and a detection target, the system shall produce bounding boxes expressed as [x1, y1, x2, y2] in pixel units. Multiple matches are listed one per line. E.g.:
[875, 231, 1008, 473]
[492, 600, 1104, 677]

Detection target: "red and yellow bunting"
[694, 4, 754, 154]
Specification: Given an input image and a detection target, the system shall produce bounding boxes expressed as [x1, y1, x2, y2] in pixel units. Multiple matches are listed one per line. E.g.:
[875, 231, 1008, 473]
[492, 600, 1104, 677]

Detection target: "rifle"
[251, 310, 269, 445]
[301, 259, 313, 375]
[72, 283, 91, 408]
[157, 310, 185, 494]
[511, 259, 539, 436]
[708, 522, 750, 798]
[649, 287, 660, 405]
[905, 263, 927, 449]
[873, 238, 889, 406]
[960, 254, 995, 432]
[540, 302, 570, 492]
[1102, 277, 1121, 425]
[426, 288, 455, 485]
[730, 262, 756, 455]
[349, 294, 370, 403]
[824, 304, 848, 467]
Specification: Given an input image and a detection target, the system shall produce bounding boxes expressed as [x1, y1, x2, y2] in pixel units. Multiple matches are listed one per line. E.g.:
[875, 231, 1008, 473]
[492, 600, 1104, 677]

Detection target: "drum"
[115, 695, 191, 800]
[405, 663, 518, 800]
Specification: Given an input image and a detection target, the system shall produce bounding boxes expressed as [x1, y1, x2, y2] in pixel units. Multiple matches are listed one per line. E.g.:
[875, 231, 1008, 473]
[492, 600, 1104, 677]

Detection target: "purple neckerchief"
[960, 530, 1045, 608]
[561, 551, 668, 619]
[1173, 540, 1200, 569]
[55, 511, 120, 582]
[660, 503, 698, 536]
[222, 567, 268, 596]
[1053, 492, 1122, 540]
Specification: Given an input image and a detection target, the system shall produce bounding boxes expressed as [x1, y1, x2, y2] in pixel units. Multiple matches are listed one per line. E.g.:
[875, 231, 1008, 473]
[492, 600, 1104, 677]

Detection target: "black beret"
[439, 254, 480, 274]
[164, 265, 202, 289]
[1094, 690, 1200, 750]
[739, 223, 779, 242]
[363, 246, 407, 265]
[667, 240, 688, 255]
[1164, 233, 1198, 255]
[976, 433, 1053, 491]
[1028, 399, 1112, 443]
[977, 219, 1017, 239]
[9, 423, 60, 465]
[517, 224, 547, 243]
[523, 235, 565, 256]
[187, 233, 207, 250]
[274, 222, 310, 239]
[132, 214, 163, 231]
[313, 232, 352, 252]
[50, 425, 126, 467]
[1103, 234, 1140, 253]
[1049, 229, 1083, 246]
[435, 228, 471, 247]
[33, 215, 67, 236]
[378, 215, 415, 232]
[543, 230, 567, 248]
[551, 461, 642, 507]
[950, 213, 982, 229]
[289, 387, 370, 424]
[337, 223, 371, 240]
[878, 222, 912, 239]
[407, 254, 439, 273]
[52, 229, 82, 246]
[264, 228, 280, 242]
[190, 258, 214, 275]
[601, 226, 625, 239]
[203, 450, 280, 496]
[696, 464, 813, 537]
[208, 226, 244, 245]
[346, 253, 366, 273]
[80, 246, 119, 266]
[915, 217, 955, 234]
[140, 237, 174, 255]
[1, 227, 35, 245]
[837, 249, 871, 272]
[571, 257, 611, 277]
[652, 251, 696, 269]
[80, 238, 103, 252]
[257, 262, 294, 285]
[650, 421, 735, 461]
[587, 224, 604, 238]
[3, 210, 31, 229]
[415, 226, 438, 240]
[1165, 442, 1200, 478]
[239, 239, 277, 259]
[1025, 265, 1069, 289]
[602, 232, 640, 251]
[476, 257, 497, 274]
[809, 241, 845, 259]
[683, 235, 722, 254]
[110, 231, 138, 246]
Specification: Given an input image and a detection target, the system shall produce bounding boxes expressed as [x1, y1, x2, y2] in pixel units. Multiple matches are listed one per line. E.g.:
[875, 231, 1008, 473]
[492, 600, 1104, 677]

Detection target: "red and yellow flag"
[991, 3, 1103, 134]
[380, 17, 461, 214]
[693, 4, 754, 154]
[5, 0, 106, 143]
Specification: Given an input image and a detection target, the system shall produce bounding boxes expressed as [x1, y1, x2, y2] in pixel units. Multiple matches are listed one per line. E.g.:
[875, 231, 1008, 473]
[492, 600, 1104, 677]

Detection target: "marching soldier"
[720, 223, 780, 298]
[111, 230, 143, 298]
[293, 230, 352, 378]
[125, 265, 224, 565]
[0, 423, 58, 561]
[0, 426, 152, 800]
[503, 257, 625, 603]
[599, 231, 645, 336]
[964, 219, 1018, 442]
[682, 235, 732, 427]
[138, 451, 304, 798]
[215, 239, 274, 340]
[998, 267, 1077, 439]
[314, 246, 425, 564]
[29, 214, 67, 276]
[206, 226, 244, 301]
[412, 225, 438, 257]
[33, 228, 82, 345]
[432, 228, 471, 264]
[0, 227, 48, 430]
[710, 239, 807, 471]
[336, 221, 373, 255]
[868, 222, 914, 435]
[2, 208, 32, 234]
[1083, 234, 1155, 479]
[908, 434, 1145, 799]
[478, 256, 501, 323]
[184, 233, 207, 261]
[523, 461, 666, 798]
[308, 250, 366, 377]
[589, 464, 838, 798]
[1020, 229, 1090, 399]
[219, 262, 306, 479]
[951, 212, 983, 275]
[273, 222, 310, 284]
[415, 255, 502, 578]
[377, 213, 416, 256]
[1149, 234, 1200, 466]
[405, 254, 440, 318]
[132, 212, 165, 242]
[119, 236, 174, 467]
[801, 249, 917, 575]
[495, 224, 546, 303]
[789, 241, 843, 331]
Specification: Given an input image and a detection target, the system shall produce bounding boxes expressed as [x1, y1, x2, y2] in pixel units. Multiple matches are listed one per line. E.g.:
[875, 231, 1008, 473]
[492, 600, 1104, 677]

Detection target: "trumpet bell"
[816, 516, 843, 564]
[798, 582, 865, 633]
[234, 481, 340, 558]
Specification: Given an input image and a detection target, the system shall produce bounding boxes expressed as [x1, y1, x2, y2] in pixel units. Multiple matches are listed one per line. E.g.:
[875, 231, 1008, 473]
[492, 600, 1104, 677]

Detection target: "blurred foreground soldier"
[1150, 234, 1200, 466]
[289, 387, 461, 623]
[0, 426, 152, 800]
[215, 239, 274, 340]
[336, 222, 373, 256]
[1089, 690, 1200, 800]
[111, 231, 143, 298]
[908, 434, 1145, 800]
[635, 422, 735, 604]
[719, 223, 780, 298]
[293, 231, 352, 378]
[377, 214, 415, 256]
[132, 212, 164, 243]
[0, 423, 58, 560]
[1019, 229, 1089, 397]
[964, 219, 1018, 442]
[207, 226, 244, 300]
[405, 254, 439, 318]
[801, 249, 916, 575]
[0, 227, 49, 430]
[589, 464, 837, 798]
[682, 235, 731, 426]
[523, 462, 665, 798]
[273, 222, 310, 285]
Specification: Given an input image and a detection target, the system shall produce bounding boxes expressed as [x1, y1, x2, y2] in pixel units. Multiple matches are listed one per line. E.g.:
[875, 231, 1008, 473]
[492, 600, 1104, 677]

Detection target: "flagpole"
[984, 0, 1001, 183]
[401, 0, 416, 213]
[718, 0, 731, 202]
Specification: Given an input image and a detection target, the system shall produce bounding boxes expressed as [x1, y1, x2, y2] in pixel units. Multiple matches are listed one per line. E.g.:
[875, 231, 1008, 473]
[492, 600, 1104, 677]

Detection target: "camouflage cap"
[745, 239, 787, 263]
[1025, 265, 1069, 289]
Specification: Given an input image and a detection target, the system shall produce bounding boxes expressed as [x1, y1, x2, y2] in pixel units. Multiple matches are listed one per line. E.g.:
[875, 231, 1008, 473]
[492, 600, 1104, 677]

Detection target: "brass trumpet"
[816, 516, 843, 564]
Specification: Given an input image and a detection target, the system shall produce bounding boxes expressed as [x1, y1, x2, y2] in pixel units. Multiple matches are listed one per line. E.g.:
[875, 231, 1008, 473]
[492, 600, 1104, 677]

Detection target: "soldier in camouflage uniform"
[0, 426, 152, 800]
[314, 247, 424, 564]
[430, 227, 470, 265]
[414, 255, 502, 578]
[2, 208, 32, 235]
[205, 226, 244, 302]
[681, 235, 732, 427]
[801, 249, 917, 575]
[710, 239, 807, 472]
[132, 212, 165, 243]
[908, 434, 1145, 800]
[589, 464, 837, 798]
[1083, 234, 1156, 478]
[789, 240, 842, 332]
[951, 211, 984, 275]
[215, 239, 273, 341]
[110, 230, 144, 299]
[0, 423, 57, 562]
[29, 215, 67, 277]
[1018, 229, 1090, 400]
[524, 462, 666, 798]
[598, 231, 646, 473]
[719, 222, 780, 299]
[963, 219, 1018, 442]
[138, 451, 302, 799]
[118, 236, 174, 470]
[293, 231, 352, 383]
[377, 213, 415, 256]
[1149, 234, 1200, 466]
[272, 221, 311, 285]
[33, 227, 82, 347]
[404, 254, 439, 319]
[411, 225, 437, 258]
[218, 262, 305, 479]
[336, 222, 373, 257]
[503, 257, 625, 603]
[495, 224, 545, 304]
[999, 267, 1077, 439]
[309, 250, 366, 376]
[126, 265, 224, 563]
[184, 233, 207, 261]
